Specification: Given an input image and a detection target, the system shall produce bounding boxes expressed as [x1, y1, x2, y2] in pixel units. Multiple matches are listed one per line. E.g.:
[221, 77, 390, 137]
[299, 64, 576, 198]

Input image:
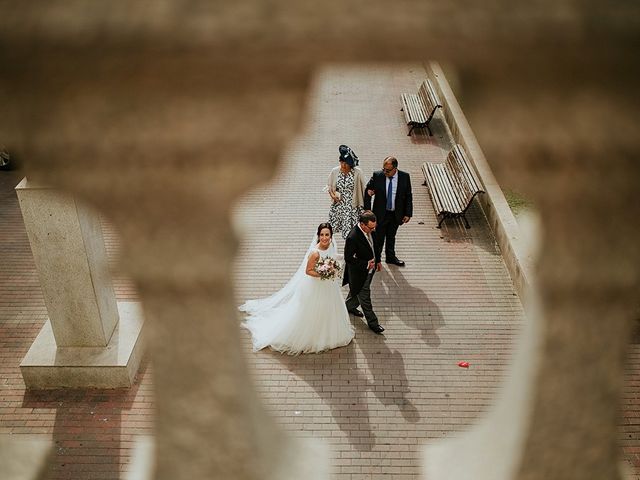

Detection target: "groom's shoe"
[348, 309, 364, 318]
[386, 258, 405, 267]
[369, 323, 385, 334]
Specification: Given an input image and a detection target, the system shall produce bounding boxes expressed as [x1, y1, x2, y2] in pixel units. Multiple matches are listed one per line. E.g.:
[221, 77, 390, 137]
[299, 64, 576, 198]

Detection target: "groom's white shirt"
[357, 224, 375, 272]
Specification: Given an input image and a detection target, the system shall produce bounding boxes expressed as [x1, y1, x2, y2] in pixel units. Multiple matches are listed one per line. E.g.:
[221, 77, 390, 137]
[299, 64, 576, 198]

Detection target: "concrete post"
[16, 178, 145, 389]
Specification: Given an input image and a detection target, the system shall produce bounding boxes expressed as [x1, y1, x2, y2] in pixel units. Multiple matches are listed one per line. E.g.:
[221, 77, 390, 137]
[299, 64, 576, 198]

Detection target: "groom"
[342, 210, 385, 334]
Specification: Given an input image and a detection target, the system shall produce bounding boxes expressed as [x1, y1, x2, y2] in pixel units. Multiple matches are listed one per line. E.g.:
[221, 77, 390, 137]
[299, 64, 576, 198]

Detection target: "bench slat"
[433, 162, 463, 213]
[423, 163, 441, 213]
[421, 144, 486, 227]
[433, 165, 458, 213]
[448, 145, 483, 208]
[400, 78, 442, 135]
[428, 163, 461, 214]
[425, 164, 445, 214]
[405, 94, 427, 123]
[419, 79, 442, 118]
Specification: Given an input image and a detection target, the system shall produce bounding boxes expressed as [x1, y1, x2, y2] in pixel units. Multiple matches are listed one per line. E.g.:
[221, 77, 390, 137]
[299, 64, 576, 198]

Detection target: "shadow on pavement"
[21, 362, 150, 480]
[376, 266, 444, 347]
[356, 328, 420, 424]
[275, 343, 376, 452]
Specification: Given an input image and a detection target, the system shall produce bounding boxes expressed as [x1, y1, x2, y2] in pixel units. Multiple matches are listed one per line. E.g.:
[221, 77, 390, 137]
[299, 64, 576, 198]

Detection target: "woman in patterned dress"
[327, 145, 365, 240]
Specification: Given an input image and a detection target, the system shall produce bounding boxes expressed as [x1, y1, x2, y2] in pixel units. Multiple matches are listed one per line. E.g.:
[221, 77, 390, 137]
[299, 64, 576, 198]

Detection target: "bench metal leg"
[407, 124, 415, 136]
[425, 114, 437, 136]
[462, 215, 470, 229]
[437, 215, 445, 228]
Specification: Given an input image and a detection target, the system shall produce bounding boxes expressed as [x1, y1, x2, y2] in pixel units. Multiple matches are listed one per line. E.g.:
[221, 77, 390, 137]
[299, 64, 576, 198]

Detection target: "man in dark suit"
[342, 210, 384, 334]
[364, 156, 413, 267]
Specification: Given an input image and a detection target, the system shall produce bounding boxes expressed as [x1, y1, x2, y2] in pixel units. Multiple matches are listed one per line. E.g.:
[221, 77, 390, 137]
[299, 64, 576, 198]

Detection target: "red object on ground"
[457, 361, 470, 368]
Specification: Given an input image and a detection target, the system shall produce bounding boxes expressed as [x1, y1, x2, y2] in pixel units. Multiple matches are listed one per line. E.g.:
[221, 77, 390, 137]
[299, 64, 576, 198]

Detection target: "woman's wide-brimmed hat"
[338, 145, 359, 167]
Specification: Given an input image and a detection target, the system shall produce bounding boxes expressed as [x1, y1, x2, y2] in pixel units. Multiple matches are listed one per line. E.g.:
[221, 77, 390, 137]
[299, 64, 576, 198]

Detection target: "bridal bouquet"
[315, 256, 341, 281]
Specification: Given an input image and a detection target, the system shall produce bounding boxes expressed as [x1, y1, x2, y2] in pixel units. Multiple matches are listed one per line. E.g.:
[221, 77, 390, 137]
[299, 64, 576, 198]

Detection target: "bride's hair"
[316, 222, 333, 242]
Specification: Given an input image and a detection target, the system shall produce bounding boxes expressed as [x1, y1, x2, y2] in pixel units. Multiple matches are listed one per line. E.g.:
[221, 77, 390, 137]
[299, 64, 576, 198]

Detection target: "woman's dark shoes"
[348, 309, 364, 317]
[369, 323, 385, 334]
[385, 258, 405, 267]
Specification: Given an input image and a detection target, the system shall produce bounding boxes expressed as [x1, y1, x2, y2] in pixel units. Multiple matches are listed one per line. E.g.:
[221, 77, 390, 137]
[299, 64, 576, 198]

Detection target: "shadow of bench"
[421, 144, 485, 229]
[400, 79, 442, 137]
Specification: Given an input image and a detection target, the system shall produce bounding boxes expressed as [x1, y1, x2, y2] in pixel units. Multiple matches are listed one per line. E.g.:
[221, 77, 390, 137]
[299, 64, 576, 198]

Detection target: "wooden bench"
[400, 79, 442, 136]
[422, 144, 485, 228]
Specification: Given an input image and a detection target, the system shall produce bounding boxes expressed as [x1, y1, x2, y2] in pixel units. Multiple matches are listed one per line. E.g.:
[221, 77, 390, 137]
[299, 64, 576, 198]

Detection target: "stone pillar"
[15, 178, 144, 389]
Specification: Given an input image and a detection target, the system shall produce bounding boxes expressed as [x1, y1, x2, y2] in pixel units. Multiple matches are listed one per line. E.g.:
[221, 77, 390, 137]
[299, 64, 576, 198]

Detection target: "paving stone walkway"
[0, 172, 152, 480]
[1, 64, 638, 479]
[232, 65, 524, 479]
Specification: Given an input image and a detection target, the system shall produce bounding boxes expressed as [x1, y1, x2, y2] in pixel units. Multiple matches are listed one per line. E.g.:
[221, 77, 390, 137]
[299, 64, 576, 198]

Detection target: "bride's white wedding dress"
[240, 240, 355, 355]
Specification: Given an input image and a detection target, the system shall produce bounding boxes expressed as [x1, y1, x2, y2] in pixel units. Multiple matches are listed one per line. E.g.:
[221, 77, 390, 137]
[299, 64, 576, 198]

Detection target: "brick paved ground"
[0, 170, 152, 480]
[1, 64, 638, 479]
[234, 64, 520, 478]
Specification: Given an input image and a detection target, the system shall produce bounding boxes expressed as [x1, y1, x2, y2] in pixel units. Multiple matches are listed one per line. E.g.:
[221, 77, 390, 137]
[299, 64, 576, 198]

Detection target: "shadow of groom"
[375, 266, 444, 347]
[355, 324, 420, 424]
[275, 342, 376, 452]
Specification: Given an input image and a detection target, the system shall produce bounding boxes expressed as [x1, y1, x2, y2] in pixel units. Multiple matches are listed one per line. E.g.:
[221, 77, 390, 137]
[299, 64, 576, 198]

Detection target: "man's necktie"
[366, 233, 375, 271]
[386, 177, 393, 210]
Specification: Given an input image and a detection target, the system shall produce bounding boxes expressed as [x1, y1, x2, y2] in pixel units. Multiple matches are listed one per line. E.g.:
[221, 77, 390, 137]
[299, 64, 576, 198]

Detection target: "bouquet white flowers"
[314, 256, 341, 281]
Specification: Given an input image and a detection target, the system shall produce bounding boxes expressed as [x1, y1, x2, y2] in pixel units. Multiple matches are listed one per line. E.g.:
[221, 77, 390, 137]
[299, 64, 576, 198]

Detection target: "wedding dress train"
[239, 240, 355, 355]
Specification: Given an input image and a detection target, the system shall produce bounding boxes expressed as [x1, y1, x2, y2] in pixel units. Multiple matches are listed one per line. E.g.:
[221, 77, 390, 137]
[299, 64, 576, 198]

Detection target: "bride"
[240, 223, 355, 354]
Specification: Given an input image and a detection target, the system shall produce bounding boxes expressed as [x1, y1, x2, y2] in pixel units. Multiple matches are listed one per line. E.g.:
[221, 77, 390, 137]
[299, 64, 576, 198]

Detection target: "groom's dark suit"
[343, 224, 381, 331]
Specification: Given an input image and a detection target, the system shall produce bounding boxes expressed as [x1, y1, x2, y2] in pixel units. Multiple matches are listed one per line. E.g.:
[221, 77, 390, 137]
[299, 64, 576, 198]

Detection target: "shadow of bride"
[357, 330, 420, 423]
[275, 341, 376, 452]
[376, 266, 444, 347]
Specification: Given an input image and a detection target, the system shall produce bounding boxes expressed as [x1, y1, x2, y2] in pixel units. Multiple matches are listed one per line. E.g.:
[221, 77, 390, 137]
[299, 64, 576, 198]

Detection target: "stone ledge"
[20, 301, 145, 389]
[426, 61, 535, 305]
